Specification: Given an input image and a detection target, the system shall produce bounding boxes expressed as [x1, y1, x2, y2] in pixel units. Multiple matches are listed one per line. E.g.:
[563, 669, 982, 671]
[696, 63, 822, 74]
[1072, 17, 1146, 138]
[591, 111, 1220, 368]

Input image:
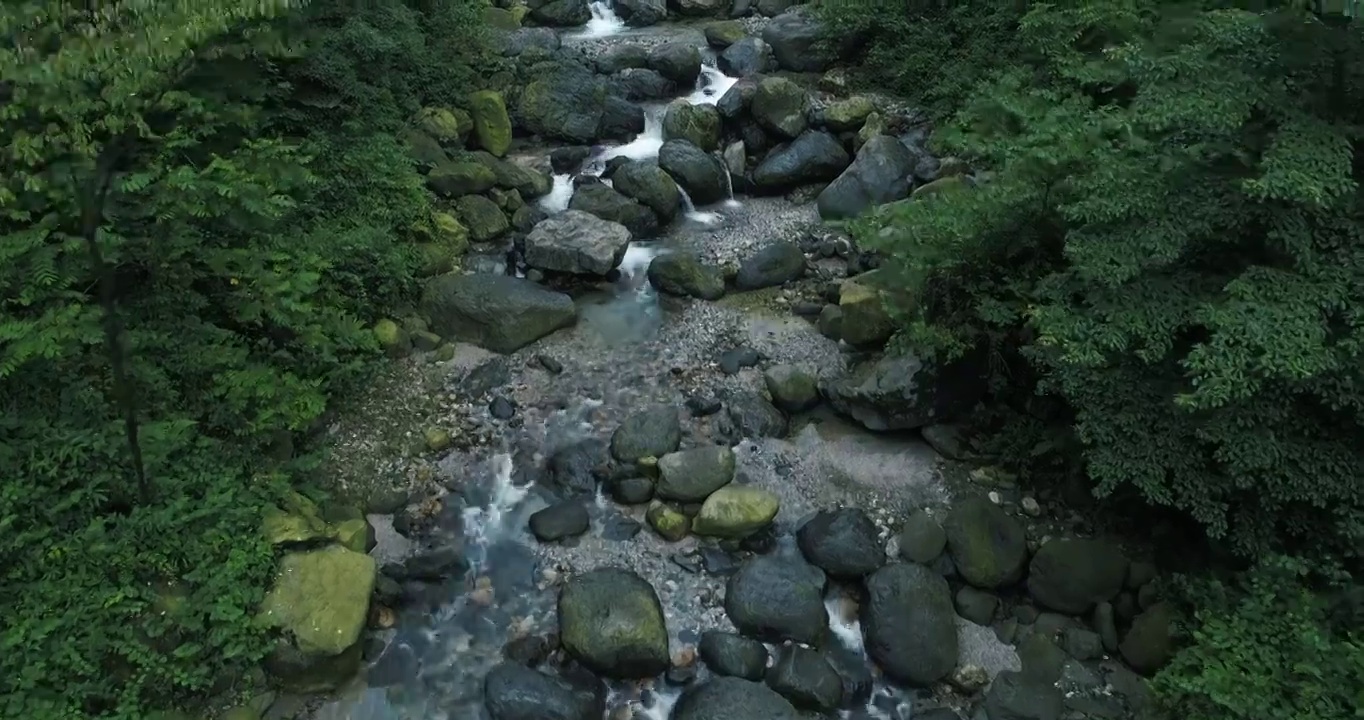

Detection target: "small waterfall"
[460, 453, 530, 571]
[688, 62, 740, 106]
[825, 594, 865, 657]
[617, 243, 662, 295]
[676, 182, 721, 225]
[540, 173, 574, 213]
[721, 164, 741, 208]
[591, 105, 666, 170]
[576, 1, 626, 39]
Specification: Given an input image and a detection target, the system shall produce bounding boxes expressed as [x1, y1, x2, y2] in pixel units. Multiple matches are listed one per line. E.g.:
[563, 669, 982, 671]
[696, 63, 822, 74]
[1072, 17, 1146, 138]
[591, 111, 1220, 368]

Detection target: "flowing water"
[307, 15, 1011, 720]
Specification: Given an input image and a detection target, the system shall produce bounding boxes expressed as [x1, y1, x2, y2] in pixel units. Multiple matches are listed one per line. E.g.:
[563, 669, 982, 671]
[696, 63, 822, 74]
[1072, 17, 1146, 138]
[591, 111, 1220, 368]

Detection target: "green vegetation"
[0, 0, 494, 717]
[822, 0, 1364, 716]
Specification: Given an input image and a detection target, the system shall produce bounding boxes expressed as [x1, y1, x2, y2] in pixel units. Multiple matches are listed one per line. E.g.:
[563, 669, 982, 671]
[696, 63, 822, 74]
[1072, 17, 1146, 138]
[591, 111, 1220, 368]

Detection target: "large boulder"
[473, 151, 553, 199]
[647, 42, 703, 85]
[568, 182, 660, 238]
[610, 404, 683, 462]
[796, 508, 884, 579]
[529, 0, 591, 26]
[612, 160, 682, 221]
[525, 209, 632, 276]
[714, 392, 788, 443]
[468, 90, 514, 157]
[659, 139, 729, 204]
[500, 27, 561, 57]
[761, 8, 832, 72]
[820, 351, 983, 431]
[455, 194, 511, 241]
[823, 96, 876, 132]
[598, 44, 650, 74]
[704, 20, 746, 48]
[663, 101, 723, 152]
[943, 496, 1029, 589]
[691, 485, 779, 538]
[672, 677, 799, 720]
[427, 161, 497, 198]
[1120, 602, 1177, 675]
[735, 241, 806, 290]
[716, 78, 757, 121]
[724, 555, 827, 645]
[751, 131, 850, 193]
[766, 645, 843, 711]
[719, 37, 775, 77]
[668, 0, 730, 17]
[750, 77, 807, 139]
[646, 252, 725, 300]
[1027, 538, 1129, 614]
[259, 546, 374, 690]
[982, 671, 1064, 720]
[836, 270, 899, 349]
[816, 134, 915, 220]
[484, 663, 601, 720]
[616, 0, 667, 26]
[656, 445, 735, 501]
[599, 95, 647, 140]
[420, 274, 577, 353]
[415, 106, 472, 146]
[517, 64, 610, 143]
[698, 631, 769, 680]
[609, 68, 678, 102]
[558, 568, 669, 677]
[861, 563, 958, 686]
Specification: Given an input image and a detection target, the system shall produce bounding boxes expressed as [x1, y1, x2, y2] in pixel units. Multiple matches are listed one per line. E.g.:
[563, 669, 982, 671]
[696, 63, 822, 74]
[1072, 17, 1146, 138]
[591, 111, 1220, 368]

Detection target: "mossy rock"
[432, 211, 471, 252]
[647, 500, 691, 541]
[454, 194, 511, 242]
[259, 546, 376, 656]
[433, 344, 457, 362]
[412, 329, 442, 352]
[912, 175, 969, 199]
[427, 161, 497, 198]
[704, 20, 746, 48]
[471, 151, 551, 198]
[332, 518, 374, 554]
[838, 270, 898, 349]
[854, 111, 885, 151]
[823, 96, 875, 132]
[263, 491, 331, 546]
[415, 106, 473, 146]
[557, 568, 670, 678]
[490, 187, 525, 212]
[425, 427, 453, 452]
[692, 485, 780, 539]
[373, 318, 411, 358]
[221, 706, 261, 720]
[401, 128, 449, 169]
[416, 242, 461, 277]
[468, 90, 514, 158]
[483, 5, 521, 29]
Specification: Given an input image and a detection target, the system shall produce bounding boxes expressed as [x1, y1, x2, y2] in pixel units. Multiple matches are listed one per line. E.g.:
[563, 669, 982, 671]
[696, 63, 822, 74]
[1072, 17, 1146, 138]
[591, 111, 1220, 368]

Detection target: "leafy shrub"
[1155, 556, 1364, 720]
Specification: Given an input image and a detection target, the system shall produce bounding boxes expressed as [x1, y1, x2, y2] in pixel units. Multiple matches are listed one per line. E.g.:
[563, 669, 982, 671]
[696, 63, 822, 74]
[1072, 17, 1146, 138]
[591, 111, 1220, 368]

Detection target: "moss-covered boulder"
[402, 127, 449, 169]
[558, 567, 669, 678]
[373, 318, 411, 358]
[468, 90, 514, 157]
[425, 427, 453, 452]
[332, 518, 374, 554]
[943, 496, 1028, 589]
[426, 161, 497, 198]
[823, 96, 875, 132]
[853, 111, 885, 152]
[662, 100, 722, 152]
[912, 175, 968, 199]
[647, 500, 691, 541]
[415, 106, 473, 146]
[646, 252, 725, 300]
[838, 270, 897, 349]
[751, 76, 808, 139]
[692, 485, 780, 539]
[704, 20, 746, 48]
[262, 492, 330, 546]
[656, 446, 735, 502]
[454, 194, 510, 242]
[259, 545, 375, 691]
[483, 5, 522, 30]
[420, 274, 577, 353]
[471, 151, 551, 198]
[763, 364, 819, 412]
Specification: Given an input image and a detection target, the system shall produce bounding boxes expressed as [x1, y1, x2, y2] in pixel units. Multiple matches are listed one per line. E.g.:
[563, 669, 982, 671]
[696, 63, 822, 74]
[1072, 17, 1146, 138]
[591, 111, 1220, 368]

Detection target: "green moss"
[468, 90, 513, 157]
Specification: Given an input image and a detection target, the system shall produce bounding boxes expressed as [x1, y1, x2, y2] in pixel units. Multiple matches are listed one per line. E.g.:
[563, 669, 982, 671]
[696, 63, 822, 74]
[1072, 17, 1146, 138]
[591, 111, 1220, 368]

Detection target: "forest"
[1, 0, 1361, 719]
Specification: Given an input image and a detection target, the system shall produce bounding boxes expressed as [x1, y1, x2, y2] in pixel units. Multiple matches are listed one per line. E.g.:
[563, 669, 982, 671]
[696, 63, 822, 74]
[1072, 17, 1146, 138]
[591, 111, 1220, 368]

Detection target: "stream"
[307, 6, 1017, 720]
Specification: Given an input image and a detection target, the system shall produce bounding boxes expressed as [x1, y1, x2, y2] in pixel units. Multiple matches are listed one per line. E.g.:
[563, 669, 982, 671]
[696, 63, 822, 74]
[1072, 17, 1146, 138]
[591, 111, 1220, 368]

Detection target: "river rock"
[646, 500, 691, 541]
[735, 241, 806, 290]
[823, 96, 875, 132]
[610, 67, 677, 101]
[1120, 602, 1176, 674]
[761, 8, 831, 72]
[501, 27, 561, 57]
[836, 269, 897, 348]
[610, 475, 655, 504]
[420, 274, 577, 353]
[796, 508, 884, 579]
[612, 160, 681, 221]
[616, 0, 667, 26]
[719, 37, 775, 77]
[610, 404, 682, 462]
[468, 90, 513, 157]
[663, 101, 722, 152]
[647, 252, 726, 300]
[862, 563, 957, 686]
[699, 631, 768, 680]
[568, 182, 660, 238]
[529, 0, 590, 26]
[524, 210, 631, 276]
[725, 555, 827, 645]
[473, 151, 553, 199]
[427, 161, 496, 197]
[669, 0, 729, 17]
[1027, 538, 1129, 614]
[528, 500, 590, 542]
[820, 351, 983, 431]
[705, 20, 746, 47]
[816, 134, 915, 220]
[656, 445, 735, 501]
[716, 78, 757, 120]
[897, 510, 947, 563]
[692, 485, 779, 538]
[750, 77, 807, 139]
[943, 496, 1028, 589]
[766, 645, 843, 711]
[955, 586, 1000, 625]
[599, 95, 647, 140]
[673, 677, 799, 720]
[715, 392, 788, 442]
[982, 671, 1063, 720]
[558, 568, 670, 677]
[648, 41, 703, 85]
[454, 194, 510, 241]
[752, 131, 850, 192]
[260, 546, 375, 657]
[763, 364, 819, 412]
[659, 139, 729, 204]
[484, 662, 601, 720]
[517, 63, 610, 143]
[598, 44, 650, 73]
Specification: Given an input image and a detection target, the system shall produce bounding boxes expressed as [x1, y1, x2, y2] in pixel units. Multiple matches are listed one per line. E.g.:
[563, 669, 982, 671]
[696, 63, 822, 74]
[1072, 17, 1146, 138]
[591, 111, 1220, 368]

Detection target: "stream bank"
[254, 4, 1177, 720]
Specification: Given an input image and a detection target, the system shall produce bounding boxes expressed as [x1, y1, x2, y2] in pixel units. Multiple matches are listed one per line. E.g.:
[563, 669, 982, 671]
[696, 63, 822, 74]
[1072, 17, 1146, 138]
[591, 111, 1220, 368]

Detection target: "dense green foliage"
[0, 1, 491, 717]
[826, 0, 1364, 717]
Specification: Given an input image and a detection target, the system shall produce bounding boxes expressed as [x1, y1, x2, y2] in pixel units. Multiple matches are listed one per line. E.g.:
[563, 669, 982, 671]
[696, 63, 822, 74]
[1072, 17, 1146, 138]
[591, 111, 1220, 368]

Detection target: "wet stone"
[698, 631, 769, 681]
[719, 346, 761, 374]
[599, 514, 643, 541]
[490, 395, 517, 419]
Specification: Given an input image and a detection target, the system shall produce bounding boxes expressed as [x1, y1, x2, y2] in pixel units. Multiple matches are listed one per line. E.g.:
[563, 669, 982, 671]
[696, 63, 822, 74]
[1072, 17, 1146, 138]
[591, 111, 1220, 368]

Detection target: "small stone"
[489, 395, 516, 419]
[950, 664, 989, 693]
[424, 427, 453, 453]
[647, 501, 691, 541]
[987, 491, 1002, 504]
[1020, 497, 1041, 516]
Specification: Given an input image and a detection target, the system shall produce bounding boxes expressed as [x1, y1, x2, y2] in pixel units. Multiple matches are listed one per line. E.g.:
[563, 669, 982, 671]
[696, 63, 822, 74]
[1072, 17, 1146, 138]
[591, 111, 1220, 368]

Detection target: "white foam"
[688, 64, 740, 105]
[677, 182, 722, 225]
[540, 173, 574, 213]
[825, 595, 865, 657]
[460, 453, 530, 570]
[574, 1, 626, 39]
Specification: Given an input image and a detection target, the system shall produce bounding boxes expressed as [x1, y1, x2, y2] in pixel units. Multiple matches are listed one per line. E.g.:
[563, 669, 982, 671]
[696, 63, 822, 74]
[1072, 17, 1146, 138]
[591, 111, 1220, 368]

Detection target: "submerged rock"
[558, 568, 670, 678]
[672, 677, 800, 720]
[484, 662, 601, 720]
